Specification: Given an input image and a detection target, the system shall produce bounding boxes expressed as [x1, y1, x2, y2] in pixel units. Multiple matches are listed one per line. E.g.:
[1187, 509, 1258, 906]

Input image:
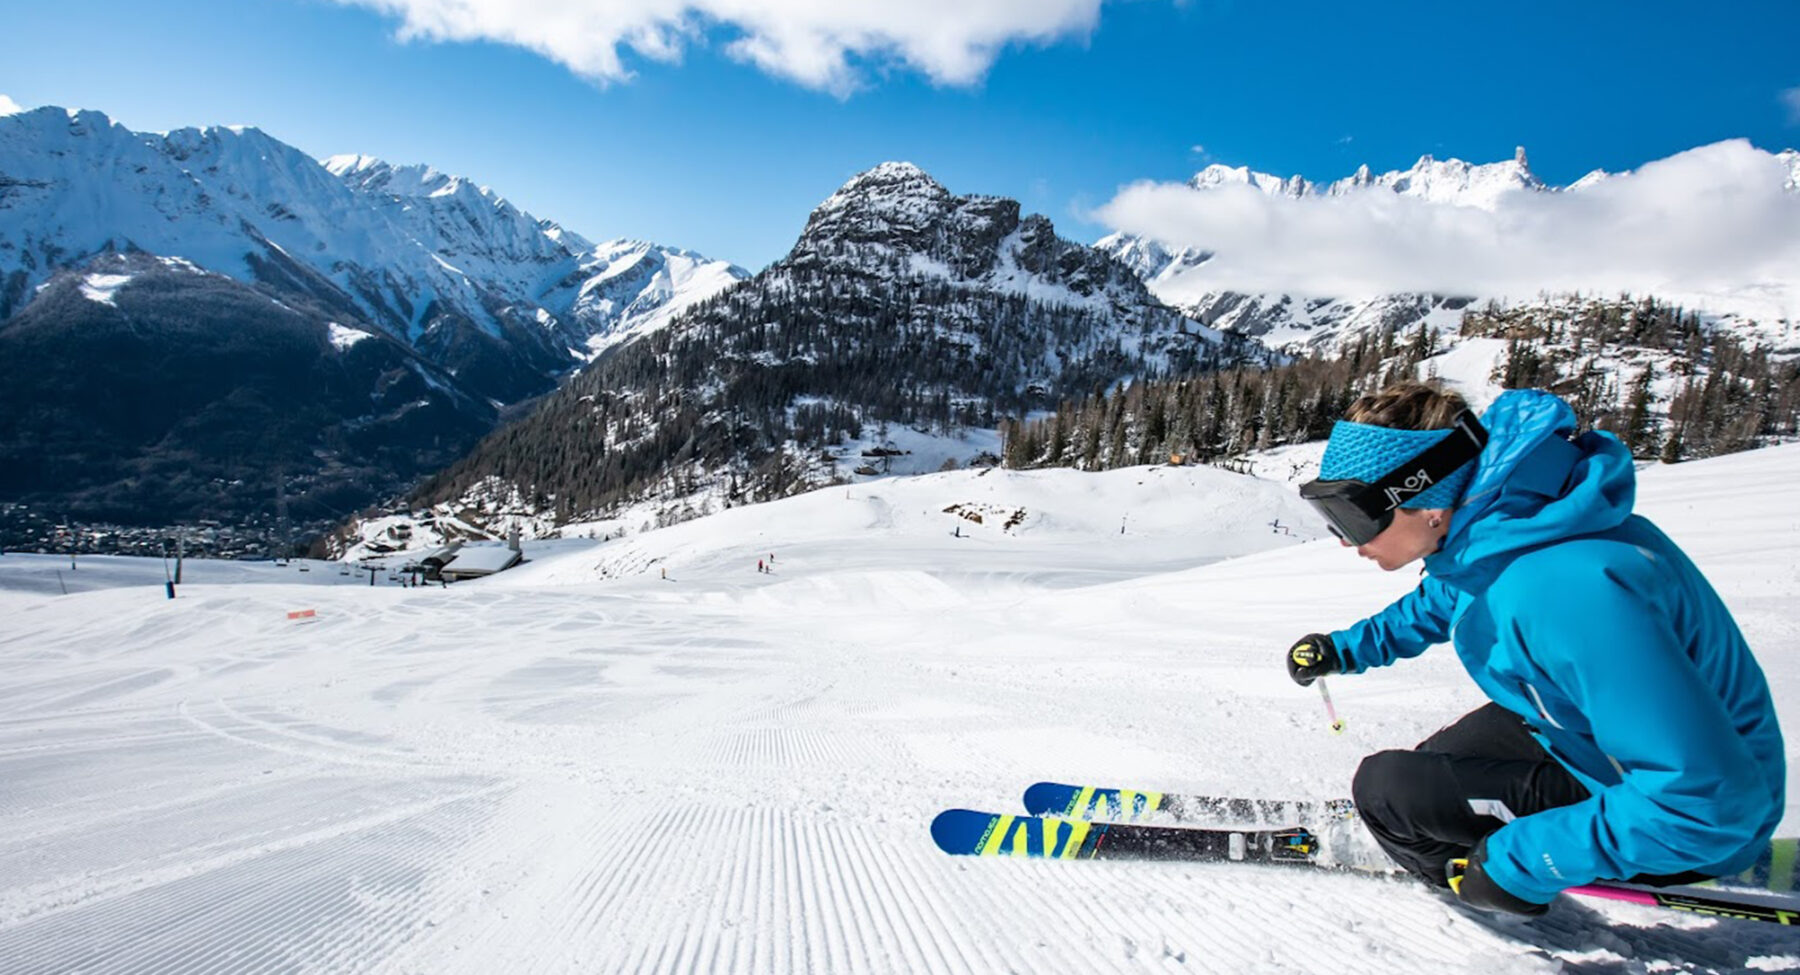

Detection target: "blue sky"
[4, 0, 1799, 271]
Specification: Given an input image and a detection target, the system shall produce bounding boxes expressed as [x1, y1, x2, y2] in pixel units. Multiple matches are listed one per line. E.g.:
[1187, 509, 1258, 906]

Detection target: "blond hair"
[1345, 380, 1469, 431]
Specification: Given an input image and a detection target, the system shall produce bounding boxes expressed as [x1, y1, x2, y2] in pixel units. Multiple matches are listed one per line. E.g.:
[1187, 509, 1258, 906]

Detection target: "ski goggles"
[1299, 410, 1488, 546]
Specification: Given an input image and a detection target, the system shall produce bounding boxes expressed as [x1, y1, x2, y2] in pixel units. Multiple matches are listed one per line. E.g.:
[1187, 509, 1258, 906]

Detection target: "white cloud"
[0, 94, 23, 116]
[1783, 85, 1800, 125]
[334, 0, 1110, 95]
[1095, 140, 1800, 315]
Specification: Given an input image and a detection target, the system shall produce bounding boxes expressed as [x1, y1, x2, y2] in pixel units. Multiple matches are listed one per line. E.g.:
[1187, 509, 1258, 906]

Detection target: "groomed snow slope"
[1, 455, 1797, 973]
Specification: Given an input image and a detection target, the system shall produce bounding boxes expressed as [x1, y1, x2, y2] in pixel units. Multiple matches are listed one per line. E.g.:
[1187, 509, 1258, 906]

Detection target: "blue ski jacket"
[1329, 389, 1785, 904]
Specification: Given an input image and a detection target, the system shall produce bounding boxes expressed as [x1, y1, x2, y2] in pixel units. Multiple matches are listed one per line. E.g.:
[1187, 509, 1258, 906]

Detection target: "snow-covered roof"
[439, 546, 521, 576]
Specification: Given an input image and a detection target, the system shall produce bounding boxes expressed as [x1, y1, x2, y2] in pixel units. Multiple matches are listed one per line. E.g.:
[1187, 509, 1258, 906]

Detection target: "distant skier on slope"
[1287, 380, 1785, 916]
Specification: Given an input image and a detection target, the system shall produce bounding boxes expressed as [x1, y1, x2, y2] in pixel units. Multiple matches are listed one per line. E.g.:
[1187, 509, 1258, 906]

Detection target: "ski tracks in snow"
[4, 486, 1800, 975]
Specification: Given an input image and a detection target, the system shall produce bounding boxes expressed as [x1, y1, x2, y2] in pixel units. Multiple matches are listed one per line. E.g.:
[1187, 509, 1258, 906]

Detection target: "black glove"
[1285, 633, 1340, 687]
[1447, 837, 1550, 916]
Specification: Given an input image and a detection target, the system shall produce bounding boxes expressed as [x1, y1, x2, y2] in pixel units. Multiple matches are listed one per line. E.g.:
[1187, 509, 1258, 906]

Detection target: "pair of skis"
[931, 781, 1800, 926]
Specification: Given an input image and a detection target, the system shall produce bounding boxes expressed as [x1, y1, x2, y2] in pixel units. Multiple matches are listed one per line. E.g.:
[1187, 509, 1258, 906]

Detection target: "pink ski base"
[1569, 884, 1658, 907]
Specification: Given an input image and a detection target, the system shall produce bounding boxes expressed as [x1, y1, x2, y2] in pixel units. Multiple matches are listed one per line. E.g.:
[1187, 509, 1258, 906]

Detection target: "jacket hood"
[1424, 389, 1637, 592]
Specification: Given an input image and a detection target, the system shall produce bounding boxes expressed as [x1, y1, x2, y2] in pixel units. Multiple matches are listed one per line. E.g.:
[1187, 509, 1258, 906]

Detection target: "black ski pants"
[1352, 702, 1713, 889]
[1351, 702, 1589, 887]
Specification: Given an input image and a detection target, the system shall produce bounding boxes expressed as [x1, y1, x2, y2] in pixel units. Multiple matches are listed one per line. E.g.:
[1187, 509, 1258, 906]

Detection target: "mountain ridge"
[0, 105, 747, 381]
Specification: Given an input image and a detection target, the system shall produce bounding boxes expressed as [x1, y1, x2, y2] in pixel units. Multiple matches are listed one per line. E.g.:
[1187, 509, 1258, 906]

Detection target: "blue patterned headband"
[1318, 420, 1477, 509]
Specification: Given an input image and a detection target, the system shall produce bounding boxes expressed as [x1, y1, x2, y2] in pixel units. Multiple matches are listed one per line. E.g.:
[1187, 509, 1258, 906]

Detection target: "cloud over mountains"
[1096, 140, 1800, 318]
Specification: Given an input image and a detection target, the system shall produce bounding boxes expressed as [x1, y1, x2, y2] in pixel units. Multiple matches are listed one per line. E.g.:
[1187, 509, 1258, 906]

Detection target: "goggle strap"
[1360, 410, 1488, 513]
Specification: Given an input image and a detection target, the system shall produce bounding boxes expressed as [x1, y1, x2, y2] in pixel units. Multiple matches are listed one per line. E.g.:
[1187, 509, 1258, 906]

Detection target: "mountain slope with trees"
[401, 163, 1272, 529]
[999, 296, 1800, 474]
[0, 253, 495, 533]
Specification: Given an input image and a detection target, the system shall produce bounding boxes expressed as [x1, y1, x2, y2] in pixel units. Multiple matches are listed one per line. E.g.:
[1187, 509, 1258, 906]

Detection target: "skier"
[1287, 380, 1784, 916]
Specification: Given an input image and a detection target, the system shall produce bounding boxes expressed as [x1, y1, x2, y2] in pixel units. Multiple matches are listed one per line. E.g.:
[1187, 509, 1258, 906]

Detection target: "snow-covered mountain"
[769, 161, 1228, 342]
[565, 238, 753, 356]
[397, 162, 1271, 538]
[0, 106, 747, 399]
[0, 104, 747, 541]
[1098, 147, 1800, 356]
[1175, 146, 1544, 206]
[1095, 148, 1543, 353]
[318, 153, 748, 357]
[785, 161, 1186, 318]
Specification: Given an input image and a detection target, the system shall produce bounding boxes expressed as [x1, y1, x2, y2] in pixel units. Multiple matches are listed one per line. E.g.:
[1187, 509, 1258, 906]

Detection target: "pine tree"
[1620, 365, 1657, 458]
[1660, 422, 1685, 465]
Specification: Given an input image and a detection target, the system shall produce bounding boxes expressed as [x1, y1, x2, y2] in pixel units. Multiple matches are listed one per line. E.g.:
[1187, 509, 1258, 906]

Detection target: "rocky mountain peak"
[791, 162, 964, 260]
[1188, 164, 1311, 198]
[1360, 148, 1546, 206]
[158, 122, 324, 183]
[323, 153, 485, 203]
[778, 161, 1186, 312]
[824, 161, 948, 203]
[1, 106, 144, 162]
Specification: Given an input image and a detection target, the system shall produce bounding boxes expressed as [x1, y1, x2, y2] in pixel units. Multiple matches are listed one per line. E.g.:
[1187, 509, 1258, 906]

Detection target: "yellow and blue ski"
[931, 808, 1800, 924]
[1022, 780, 1800, 899]
[930, 809, 1319, 864]
[1023, 780, 1355, 827]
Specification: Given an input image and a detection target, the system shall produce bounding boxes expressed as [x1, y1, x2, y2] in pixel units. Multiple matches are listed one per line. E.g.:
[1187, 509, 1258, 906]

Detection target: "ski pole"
[1317, 677, 1345, 734]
